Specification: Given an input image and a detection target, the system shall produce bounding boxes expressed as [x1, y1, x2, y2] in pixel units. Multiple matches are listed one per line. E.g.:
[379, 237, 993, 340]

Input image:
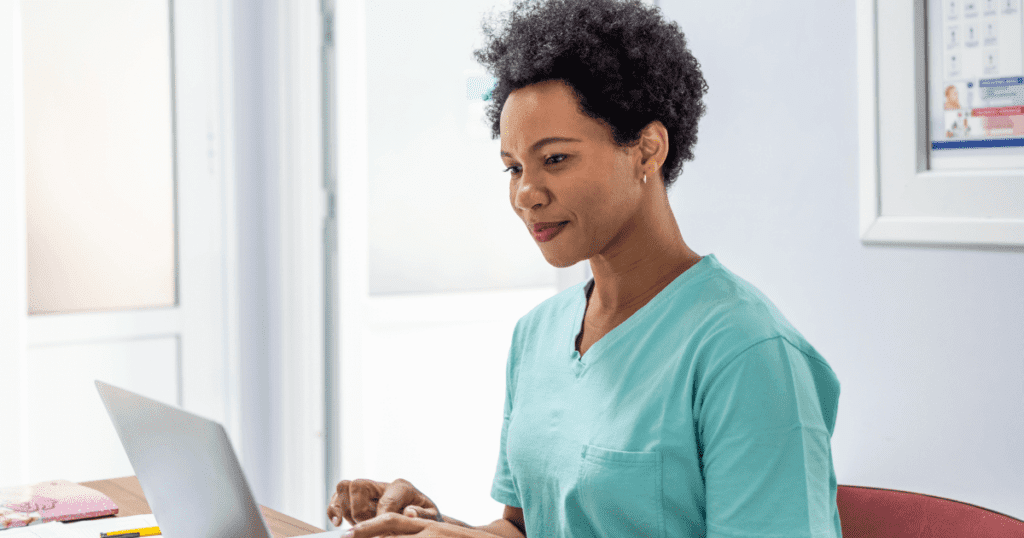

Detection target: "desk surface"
[79, 476, 325, 538]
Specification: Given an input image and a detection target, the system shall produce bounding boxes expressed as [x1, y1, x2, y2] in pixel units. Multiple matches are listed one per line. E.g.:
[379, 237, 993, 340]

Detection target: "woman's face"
[499, 79, 644, 268]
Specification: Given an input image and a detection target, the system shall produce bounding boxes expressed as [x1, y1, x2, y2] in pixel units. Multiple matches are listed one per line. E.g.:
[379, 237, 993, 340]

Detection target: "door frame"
[268, 0, 328, 525]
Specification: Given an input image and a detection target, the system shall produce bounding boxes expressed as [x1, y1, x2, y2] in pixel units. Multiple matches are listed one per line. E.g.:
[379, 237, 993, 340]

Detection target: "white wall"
[661, 0, 1024, 518]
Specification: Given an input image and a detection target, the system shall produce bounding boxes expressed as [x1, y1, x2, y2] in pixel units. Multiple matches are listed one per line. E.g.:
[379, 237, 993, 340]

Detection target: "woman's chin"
[539, 248, 585, 269]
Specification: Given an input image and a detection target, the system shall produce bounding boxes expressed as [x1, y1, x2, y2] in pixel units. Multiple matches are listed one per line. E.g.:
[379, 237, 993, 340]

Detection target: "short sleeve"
[698, 336, 840, 538]
[490, 335, 521, 507]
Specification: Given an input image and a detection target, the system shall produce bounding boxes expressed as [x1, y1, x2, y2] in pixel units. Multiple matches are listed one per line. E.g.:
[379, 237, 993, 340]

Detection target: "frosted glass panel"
[23, 0, 176, 315]
[366, 0, 556, 294]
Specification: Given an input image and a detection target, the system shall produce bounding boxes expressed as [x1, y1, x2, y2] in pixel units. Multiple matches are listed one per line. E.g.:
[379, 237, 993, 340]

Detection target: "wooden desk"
[79, 476, 325, 538]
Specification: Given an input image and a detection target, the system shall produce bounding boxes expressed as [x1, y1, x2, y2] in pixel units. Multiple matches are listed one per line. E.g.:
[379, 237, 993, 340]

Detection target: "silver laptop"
[96, 380, 342, 538]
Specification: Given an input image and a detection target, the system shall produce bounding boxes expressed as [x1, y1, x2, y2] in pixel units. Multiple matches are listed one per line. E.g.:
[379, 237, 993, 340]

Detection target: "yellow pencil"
[100, 526, 162, 537]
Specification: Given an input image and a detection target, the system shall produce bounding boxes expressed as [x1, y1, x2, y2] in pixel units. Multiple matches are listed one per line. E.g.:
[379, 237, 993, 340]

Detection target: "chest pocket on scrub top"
[577, 444, 665, 538]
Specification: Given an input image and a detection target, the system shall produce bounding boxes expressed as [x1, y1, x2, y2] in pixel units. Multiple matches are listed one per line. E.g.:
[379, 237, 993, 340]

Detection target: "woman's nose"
[512, 170, 549, 211]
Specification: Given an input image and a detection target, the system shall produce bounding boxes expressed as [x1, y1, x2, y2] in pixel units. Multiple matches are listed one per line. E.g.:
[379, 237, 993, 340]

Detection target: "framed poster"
[858, 0, 1024, 248]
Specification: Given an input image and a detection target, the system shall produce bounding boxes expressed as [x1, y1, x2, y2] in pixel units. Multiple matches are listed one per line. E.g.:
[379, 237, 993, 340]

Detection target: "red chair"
[837, 485, 1024, 537]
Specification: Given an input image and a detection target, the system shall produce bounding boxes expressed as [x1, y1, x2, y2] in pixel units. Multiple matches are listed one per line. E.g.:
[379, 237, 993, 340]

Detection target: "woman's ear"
[639, 120, 669, 177]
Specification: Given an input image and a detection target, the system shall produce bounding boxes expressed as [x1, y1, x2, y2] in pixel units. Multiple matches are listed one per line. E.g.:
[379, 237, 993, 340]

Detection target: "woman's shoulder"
[685, 255, 794, 327]
[675, 254, 827, 368]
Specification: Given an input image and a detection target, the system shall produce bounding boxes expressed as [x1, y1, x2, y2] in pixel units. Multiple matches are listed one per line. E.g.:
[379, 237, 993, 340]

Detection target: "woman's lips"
[532, 221, 569, 242]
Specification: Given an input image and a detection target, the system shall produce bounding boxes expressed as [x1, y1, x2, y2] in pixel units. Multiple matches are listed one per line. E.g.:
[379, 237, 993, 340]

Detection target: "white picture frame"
[857, 0, 1024, 248]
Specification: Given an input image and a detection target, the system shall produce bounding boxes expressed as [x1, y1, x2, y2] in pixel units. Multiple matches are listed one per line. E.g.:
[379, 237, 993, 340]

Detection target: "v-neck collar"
[568, 254, 716, 375]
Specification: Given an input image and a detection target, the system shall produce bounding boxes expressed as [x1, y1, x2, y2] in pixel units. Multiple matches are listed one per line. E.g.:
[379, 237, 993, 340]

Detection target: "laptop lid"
[95, 380, 275, 538]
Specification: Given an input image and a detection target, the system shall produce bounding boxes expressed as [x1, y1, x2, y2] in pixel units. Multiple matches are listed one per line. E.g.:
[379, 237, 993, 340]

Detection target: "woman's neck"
[586, 195, 700, 316]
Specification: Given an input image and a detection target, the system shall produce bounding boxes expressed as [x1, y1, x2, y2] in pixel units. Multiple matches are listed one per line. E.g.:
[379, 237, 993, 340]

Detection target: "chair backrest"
[837, 485, 1024, 538]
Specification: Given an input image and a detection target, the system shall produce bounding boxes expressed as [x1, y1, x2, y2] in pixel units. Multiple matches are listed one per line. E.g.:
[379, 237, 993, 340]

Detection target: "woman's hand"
[343, 513, 486, 538]
[327, 478, 441, 528]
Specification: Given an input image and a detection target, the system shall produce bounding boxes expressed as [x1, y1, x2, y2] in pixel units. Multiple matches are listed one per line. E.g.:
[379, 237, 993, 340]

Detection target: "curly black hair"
[474, 0, 708, 188]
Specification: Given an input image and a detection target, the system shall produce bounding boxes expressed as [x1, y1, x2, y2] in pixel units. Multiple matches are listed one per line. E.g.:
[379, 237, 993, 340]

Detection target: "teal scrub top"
[490, 254, 842, 538]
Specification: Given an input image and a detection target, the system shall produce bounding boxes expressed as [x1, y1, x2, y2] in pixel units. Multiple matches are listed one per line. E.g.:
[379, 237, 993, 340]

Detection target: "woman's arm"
[699, 338, 841, 535]
[464, 505, 526, 538]
[344, 505, 525, 538]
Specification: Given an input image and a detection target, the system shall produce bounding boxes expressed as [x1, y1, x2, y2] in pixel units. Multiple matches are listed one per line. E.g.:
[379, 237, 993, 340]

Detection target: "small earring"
[643, 174, 647, 184]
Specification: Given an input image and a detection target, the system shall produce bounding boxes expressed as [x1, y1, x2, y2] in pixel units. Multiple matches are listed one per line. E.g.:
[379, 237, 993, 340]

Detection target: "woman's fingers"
[375, 478, 440, 523]
[376, 479, 416, 517]
[346, 512, 430, 538]
[403, 505, 441, 521]
[328, 478, 437, 528]
[327, 482, 354, 527]
[326, 490, 343, 527]
[327, 480, 357, 527]
[348, 479, 388, 523]
[377, 478, 437, 517]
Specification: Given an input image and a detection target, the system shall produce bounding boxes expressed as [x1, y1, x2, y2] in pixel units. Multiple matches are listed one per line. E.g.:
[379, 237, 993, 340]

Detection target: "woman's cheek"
[509, 181, 519, 211]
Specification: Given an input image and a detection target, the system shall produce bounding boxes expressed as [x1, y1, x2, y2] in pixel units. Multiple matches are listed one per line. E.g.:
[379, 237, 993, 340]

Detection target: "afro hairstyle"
[473, 0, 709, 188]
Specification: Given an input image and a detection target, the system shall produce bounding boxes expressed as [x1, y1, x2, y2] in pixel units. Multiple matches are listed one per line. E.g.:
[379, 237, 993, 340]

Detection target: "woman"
[328, 1, 841, 536]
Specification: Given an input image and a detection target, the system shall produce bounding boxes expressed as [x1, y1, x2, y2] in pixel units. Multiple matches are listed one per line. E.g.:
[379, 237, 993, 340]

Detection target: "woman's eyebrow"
[501, 136, 582, 157]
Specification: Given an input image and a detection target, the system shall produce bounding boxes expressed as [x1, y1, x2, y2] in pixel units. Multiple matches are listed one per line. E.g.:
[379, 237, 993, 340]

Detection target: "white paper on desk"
[61, 515, 158, 538]
[0, 522, 80, 538]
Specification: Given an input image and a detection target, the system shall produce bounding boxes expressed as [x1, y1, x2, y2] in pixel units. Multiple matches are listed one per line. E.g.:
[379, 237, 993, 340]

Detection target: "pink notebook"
[0, 479, 119, 529]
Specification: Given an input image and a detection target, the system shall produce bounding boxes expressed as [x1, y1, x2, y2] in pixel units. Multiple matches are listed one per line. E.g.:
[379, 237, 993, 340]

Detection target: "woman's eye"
[545, 154, 567, 165]
[503, 165, 521, 175]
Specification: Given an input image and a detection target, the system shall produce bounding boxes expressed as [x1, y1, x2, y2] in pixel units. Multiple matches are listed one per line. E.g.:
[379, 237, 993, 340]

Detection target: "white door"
[0, 0, 237, 487]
